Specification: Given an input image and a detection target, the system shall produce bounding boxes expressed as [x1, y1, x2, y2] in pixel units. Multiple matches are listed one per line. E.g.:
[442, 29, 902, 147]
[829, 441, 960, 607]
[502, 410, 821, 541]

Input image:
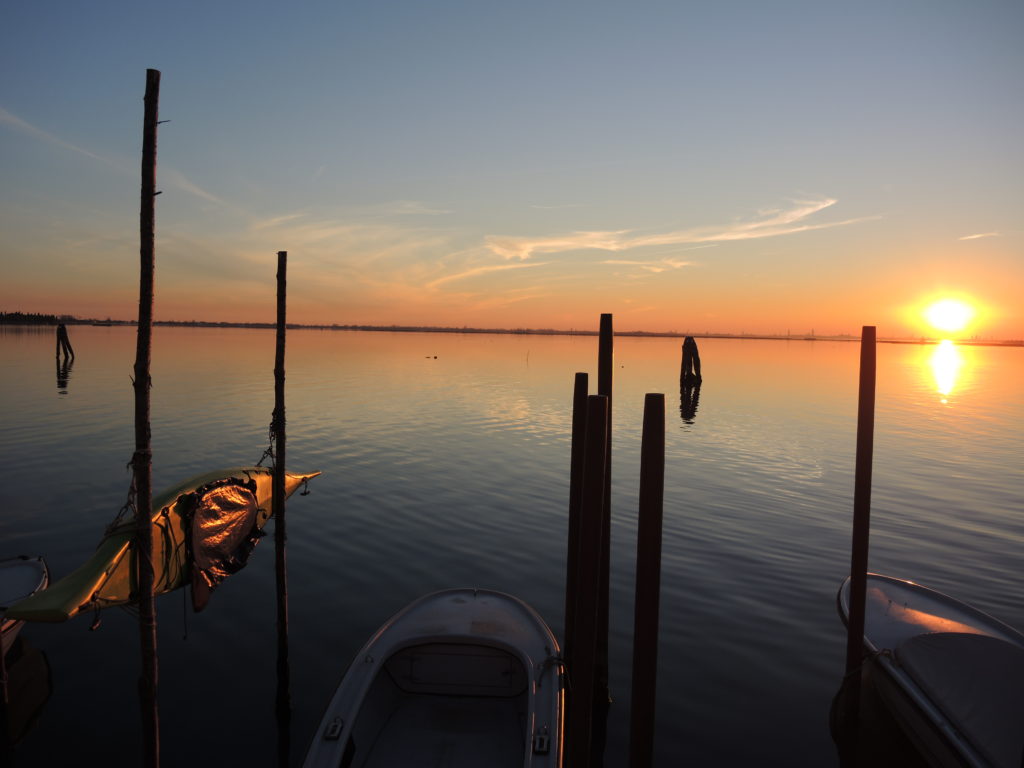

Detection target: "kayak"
[838, 573, 1024, 768]
[304, 589, 564, 767]
[5, 467, 319, 622]
[1, 556, 50, 655]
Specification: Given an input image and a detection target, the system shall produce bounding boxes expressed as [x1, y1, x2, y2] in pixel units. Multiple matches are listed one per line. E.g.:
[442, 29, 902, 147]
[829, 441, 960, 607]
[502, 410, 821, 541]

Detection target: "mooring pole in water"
[55, 323, 75, 361]
[272, 251, 291, 764]
[566, 394, 609, 768]
[630, 393, 665, 768]
[134, 67, 161, 768]
[564, 371, 589, 666]
[595, 313, 613, 746]
[843, 325, 877, 720]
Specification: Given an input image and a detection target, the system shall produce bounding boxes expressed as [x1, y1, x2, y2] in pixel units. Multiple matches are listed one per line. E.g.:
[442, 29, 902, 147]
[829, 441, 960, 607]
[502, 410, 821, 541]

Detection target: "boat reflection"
[928, 340, 962, 404]
[3, 636, 52, 746]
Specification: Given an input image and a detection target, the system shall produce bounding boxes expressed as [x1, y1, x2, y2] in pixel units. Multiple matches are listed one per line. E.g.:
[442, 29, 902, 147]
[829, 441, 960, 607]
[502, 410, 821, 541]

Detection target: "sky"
[2, 1, 1021, 338]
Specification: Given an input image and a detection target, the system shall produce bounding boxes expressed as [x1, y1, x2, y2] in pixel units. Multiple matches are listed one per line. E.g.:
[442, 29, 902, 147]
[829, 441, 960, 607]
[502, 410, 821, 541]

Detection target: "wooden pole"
[595, 313, 613, 749]
[273, 251, 291, 765]
[843, 325, 877, 719]
[630, 393, 665, 768]
[133, 67, 161, 768]
[564, 372, 589, 666]
[566, 394, 609, 768]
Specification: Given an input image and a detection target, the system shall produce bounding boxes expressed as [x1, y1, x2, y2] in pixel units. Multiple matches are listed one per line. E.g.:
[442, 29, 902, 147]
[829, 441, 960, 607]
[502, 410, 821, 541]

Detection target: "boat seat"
[896, 632, 1024, 768]
[384, 642, 527, 698]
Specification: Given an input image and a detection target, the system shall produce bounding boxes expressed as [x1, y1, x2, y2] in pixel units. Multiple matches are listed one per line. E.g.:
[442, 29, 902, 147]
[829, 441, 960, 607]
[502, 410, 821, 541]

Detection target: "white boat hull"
[304, 589, 564, 768]
[1, 556, 49, 656]
[839, 573, 1024, 768]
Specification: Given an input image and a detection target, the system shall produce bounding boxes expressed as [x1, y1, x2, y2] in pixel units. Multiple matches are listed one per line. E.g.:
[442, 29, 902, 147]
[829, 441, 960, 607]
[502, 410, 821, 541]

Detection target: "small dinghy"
[304, 589, 564, 768]
[838, 573, 1024, 768]
[1, 556, 49, 656]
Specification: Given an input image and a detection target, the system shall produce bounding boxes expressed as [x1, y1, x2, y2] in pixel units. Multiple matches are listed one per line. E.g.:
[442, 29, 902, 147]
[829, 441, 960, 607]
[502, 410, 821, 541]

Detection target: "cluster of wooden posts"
[562, 313, 668, 767]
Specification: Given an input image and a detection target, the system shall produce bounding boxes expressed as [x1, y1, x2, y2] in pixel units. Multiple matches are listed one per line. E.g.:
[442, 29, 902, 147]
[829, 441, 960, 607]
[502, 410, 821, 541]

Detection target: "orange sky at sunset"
[2, 3, 1021, 340]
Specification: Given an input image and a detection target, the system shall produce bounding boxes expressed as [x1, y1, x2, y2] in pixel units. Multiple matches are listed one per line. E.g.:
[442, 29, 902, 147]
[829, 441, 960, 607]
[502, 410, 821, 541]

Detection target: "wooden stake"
[630, 393, 665, 768]
[844, 325, 877, 719]
[595, 313, 613, 750]
[133, 67, 161, 768]
[566, 394, 609, 768]
[563, 372, 589, 666]
[273, 251, 291, 764]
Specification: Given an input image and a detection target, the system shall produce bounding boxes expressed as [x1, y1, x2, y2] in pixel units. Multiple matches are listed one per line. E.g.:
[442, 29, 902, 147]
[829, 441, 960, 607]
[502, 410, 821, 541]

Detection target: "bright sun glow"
[924, 299, 974, 333]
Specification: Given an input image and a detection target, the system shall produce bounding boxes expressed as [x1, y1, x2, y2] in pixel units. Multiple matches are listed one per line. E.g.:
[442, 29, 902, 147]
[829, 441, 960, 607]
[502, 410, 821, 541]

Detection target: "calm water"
[2, 326, 1022, 766]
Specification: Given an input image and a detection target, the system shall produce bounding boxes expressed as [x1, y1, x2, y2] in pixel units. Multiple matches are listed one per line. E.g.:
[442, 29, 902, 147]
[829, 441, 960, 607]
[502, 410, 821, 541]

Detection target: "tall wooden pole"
[563, 371, 589, 665]
[134, 67, 161, 768]
[566, 394, 609, 768]
[843, 325, 877, 719]
[630, 394, 665, 768]
[595, 313, 613, 748]
[273, 251, 291, 765]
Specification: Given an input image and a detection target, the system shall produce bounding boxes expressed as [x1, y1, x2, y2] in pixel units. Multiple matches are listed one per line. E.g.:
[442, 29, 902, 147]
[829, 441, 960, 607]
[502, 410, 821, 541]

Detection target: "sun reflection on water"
[930, 339, 963, 403]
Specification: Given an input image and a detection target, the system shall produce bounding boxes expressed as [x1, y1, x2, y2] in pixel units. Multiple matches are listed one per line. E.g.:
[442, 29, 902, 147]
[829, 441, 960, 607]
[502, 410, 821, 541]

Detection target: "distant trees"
[0, 311, 78, 325]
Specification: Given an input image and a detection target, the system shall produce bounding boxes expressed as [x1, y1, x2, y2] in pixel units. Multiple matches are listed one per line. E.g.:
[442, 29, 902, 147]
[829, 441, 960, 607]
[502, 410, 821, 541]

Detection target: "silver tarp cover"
[190, 483, 260, 612]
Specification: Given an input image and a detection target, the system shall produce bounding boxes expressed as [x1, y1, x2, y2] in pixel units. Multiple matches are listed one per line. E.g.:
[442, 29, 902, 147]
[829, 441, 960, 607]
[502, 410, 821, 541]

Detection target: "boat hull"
[5, 467, 318, 622]
[1, 556, 50, 655]
[304, 589, 564, 768]
[838, 573, 1024, 768]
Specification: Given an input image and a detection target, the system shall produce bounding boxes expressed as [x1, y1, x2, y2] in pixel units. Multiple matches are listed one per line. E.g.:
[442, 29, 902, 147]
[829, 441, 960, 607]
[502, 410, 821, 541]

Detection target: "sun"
[923, 299, 974, 334]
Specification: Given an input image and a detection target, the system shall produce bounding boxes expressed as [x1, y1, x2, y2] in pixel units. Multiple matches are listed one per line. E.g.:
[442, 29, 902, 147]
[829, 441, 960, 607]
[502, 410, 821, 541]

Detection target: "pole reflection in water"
[929, 340, 963, 404]
[679, 380, 701, 424]
[55, 357, 73, 395]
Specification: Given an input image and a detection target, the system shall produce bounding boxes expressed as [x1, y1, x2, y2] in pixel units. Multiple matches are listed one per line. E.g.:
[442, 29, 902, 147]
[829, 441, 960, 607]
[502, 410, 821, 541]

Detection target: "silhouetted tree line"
[0, 311, 79, 325]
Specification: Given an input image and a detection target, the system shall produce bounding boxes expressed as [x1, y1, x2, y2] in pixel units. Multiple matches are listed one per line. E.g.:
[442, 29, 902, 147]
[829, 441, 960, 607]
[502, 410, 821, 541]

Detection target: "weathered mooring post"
[272, 251, 291, 766]
[133, 67, 161, 768]
[843, 325, 877, 721]
[680, 336, 701, 384]
[566, 394, 609, 768]
[630, 393, 665, 768]
[595, 313, 613, 751]
[55, 323, 74, 361]
[564, 371, 589, 665]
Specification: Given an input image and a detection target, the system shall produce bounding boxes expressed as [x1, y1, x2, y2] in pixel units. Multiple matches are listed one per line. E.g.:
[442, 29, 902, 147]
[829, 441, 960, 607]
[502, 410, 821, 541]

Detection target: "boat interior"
[342, 642, 530, 768]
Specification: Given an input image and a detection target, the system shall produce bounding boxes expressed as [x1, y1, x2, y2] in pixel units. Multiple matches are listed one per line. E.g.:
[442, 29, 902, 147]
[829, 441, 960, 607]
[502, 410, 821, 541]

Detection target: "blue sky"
[2, 1, 1021, 336]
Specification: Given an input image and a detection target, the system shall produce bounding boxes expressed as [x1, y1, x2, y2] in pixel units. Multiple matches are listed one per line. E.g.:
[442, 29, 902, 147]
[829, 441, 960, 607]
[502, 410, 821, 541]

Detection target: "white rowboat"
[1, 556, 49, 656]
[304, 588, 564, 768]
[838, 573, 1024, 768]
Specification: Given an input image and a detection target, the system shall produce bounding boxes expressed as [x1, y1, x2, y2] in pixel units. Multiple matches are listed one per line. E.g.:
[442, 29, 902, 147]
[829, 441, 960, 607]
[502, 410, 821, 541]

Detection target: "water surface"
[2, 326, 1022, 766]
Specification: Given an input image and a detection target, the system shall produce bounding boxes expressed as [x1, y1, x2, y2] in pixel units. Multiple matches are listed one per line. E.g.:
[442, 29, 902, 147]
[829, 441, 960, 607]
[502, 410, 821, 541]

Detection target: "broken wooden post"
[566, 394, 609, 768]
[55, 323, 74, 361]
[595, 314, 613, 739]
[563, 371, 589, 666]
[843, 325, 877, 721]
[133, 66, 161, 768]
[680, 336, 701, 385]
[273, 250, 291, 765]
[630, 393, 665, 768]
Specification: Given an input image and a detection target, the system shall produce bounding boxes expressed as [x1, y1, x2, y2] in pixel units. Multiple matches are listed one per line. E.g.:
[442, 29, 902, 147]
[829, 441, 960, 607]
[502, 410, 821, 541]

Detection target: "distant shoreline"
[2, 313, 1021, 347]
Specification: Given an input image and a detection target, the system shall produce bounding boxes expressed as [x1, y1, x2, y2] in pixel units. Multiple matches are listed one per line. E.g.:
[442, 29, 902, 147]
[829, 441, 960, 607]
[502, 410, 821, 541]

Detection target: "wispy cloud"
[959, 232, 999, 241]
[601, 257, 695, 273]
[0, 106, 109, 163]
[486, 198, 871, 260]
[425, 261, 549, 290]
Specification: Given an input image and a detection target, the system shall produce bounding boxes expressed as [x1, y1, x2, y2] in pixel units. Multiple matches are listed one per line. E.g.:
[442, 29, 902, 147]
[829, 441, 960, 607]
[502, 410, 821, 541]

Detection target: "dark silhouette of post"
[594, 313, 613, 749]
[55, 323, 74, 361]
[843, 326, 877, 721]
[133, 67, 161, 768]
[564, 371, 589, 666]
[566, 394, 609, 768]
[680, 336, 701, 384]
[56, 357, 73, 394]
[630, 393, 665, 768]
[273, 251, 291, 766]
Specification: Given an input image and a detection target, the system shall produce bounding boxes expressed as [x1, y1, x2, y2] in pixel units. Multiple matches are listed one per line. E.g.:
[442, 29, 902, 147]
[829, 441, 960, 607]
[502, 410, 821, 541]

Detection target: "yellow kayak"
[6, 467, 319, 622]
